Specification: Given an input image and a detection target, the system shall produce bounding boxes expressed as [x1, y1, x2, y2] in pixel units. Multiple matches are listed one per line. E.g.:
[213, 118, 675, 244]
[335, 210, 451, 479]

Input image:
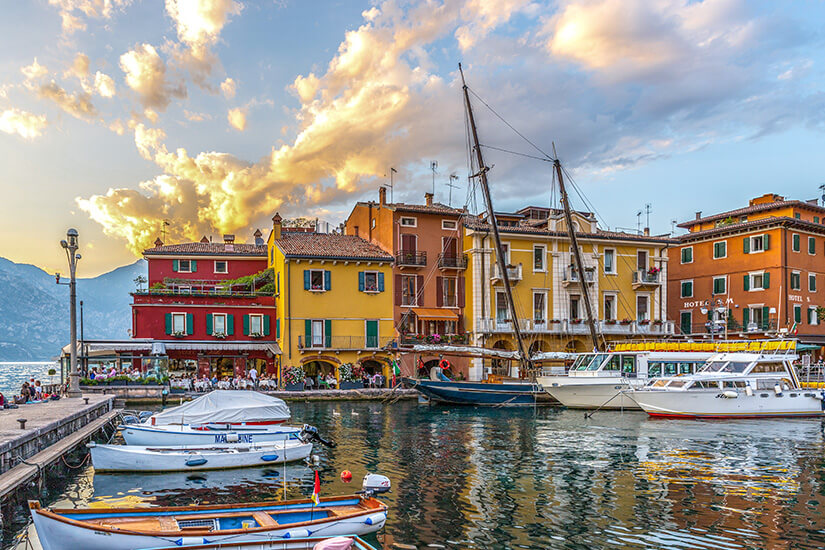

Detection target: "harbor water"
[9, 400, 825, 549]
[0, 363, 58, 398]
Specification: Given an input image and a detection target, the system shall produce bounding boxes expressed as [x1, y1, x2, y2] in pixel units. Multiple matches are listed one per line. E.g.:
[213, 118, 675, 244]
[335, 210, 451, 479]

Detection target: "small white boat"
[537, 350, 711, 410]
[119, 423, 303, 446]
[146, 390, 291, 428]
[629, 348, 825, 418]
[88, 440, 313, 472]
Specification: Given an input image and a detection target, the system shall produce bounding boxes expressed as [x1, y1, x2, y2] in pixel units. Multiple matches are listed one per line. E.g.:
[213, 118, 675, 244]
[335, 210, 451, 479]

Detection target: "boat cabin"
[645, 352, 802, 391]
[567, 351, 711, 379]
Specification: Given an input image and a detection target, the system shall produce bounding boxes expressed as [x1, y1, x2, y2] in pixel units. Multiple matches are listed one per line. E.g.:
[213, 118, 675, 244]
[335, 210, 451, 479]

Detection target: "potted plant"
[250, 332, 263, 339]
[213, 331, 227, 339]
[172, 331, 186, 338]
[338, 363, 363, 390]
[549, 319, 561, 324]
[620, 318, 632, 325]
[142, 375, 159, 385]
[571, 318, 582, 324]
[605, 319, 617, 325]
[639, 319, 651, 325]
[283, 366, 305, 390]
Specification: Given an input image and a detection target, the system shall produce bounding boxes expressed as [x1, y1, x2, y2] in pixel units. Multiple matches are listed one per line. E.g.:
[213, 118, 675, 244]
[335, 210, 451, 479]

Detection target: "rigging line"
[467, 86, 555, 161]
[479, 144, 554, 163]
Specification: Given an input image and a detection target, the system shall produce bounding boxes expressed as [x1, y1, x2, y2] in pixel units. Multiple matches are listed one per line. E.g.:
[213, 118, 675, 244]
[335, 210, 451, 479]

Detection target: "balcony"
[679, 318, 777, 336]
[297, 335, 395, 350]
[474, 318, 675, 336]
[396, 250, 427, 267]
[562, 266, 595, 286]
[632, 269, 661, 289]
[438, 253, 468, 270]
[491, 263, 522, 283]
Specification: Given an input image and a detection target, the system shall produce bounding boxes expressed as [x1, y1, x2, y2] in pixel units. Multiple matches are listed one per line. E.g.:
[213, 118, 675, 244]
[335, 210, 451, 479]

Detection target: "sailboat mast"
[554, 158, 601, 351]
[460, 64, 533, 376]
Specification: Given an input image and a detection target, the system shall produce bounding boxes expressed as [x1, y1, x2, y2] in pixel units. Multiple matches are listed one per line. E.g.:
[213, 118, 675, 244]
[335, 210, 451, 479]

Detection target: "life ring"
[439, 359, 451, 371]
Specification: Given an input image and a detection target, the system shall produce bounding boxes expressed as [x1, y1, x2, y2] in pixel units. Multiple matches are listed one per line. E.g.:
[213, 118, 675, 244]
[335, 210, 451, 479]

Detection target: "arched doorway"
[303, 360, 337, 389]
[528, 340, 545, 357]
[361, 359, 385, 387]
[491, 339, 512, 376]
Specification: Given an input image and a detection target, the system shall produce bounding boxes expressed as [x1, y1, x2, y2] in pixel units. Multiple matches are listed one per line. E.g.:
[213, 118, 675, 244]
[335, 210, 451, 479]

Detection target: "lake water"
[8, 400, 825, 548]
[0, 362, 60, 398]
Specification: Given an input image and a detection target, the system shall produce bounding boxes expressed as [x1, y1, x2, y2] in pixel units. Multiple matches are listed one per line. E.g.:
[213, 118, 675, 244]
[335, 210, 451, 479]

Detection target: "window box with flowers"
[282, 366, 305, 391]
[571, 319, 582, 324]
[549, 319, 561, 324]
[605, 319, 617, 325]
[639, 319, 651, 325]
[249, 332, 264, 339]
[652, 320, 663, 325]
[620, 319, 632, 325]
[172, 331, 187, 338]
[647, 267, 660, 276]
[338, 363, 364, 390]
[425, 334, 443, 345]
[213, 332, 227, 339]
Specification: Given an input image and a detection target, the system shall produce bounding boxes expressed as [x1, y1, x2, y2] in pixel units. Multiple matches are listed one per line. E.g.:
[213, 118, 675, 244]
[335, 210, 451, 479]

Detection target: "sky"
[0, 0, 823, 277]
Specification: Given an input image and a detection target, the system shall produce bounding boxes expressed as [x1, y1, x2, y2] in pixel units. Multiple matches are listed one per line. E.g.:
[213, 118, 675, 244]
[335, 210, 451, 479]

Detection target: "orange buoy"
[341, 470, 353, 483]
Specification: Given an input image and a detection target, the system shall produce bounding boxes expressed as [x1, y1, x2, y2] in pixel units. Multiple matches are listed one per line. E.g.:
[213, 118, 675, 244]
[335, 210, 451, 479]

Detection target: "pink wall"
[147, 257, 267, 285]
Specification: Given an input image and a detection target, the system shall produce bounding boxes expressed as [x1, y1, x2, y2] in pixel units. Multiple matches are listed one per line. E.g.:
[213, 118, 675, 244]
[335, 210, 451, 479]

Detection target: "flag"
[791, 322, 798, 335]
[311, 470, 320, 506]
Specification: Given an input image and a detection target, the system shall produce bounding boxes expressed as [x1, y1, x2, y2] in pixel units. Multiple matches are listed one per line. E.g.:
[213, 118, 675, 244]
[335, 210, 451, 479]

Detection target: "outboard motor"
[362, 473, 391, 495]
[120, 414, 140, 425]
[300, 425, 336, 448]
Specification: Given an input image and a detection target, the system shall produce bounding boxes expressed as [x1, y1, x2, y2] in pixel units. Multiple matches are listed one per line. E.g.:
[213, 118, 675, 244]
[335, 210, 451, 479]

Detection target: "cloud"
[227, 107, 246, 131]
[48, 0, 131, 34]
[66, 53, 90, 79]
[21, 59, 49, 82]
[455, 0, 537, 51]
[119, 43, 186, 110]
[184, 109, 210, 121]
[220, 77, 236, 98]
[93, 71, 116, 97]
[38, 81, 98, 119]
[0, 109, 48, 139]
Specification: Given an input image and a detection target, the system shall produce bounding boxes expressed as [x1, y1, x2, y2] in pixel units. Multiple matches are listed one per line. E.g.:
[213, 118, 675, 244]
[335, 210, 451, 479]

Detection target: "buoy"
[341, 469, 353, 483]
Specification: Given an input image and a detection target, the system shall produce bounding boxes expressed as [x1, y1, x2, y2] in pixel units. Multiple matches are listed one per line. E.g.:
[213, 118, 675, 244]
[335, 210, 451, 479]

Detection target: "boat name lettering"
[214, 434, 254, 443]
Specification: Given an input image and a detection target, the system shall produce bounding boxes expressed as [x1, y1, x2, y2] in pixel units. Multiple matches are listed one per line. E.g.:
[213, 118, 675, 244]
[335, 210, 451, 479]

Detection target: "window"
[310, 269, 325, 291]
[637, 250, 648, 271]
[401, 275, 417, 306]
[361, 271, 381, 293]
[442, 277, 457, 307]
[791, 271, 801, 290]
[810, 237, 817, 255]
[637, 295, 649, 321]
[365, 320, 379, 348]
[214, 260, 227, 274]
[810, 273, 817, 292]
[680, 311, 692, 335]
[680, 280, 693, 298]
[604, 294, 616, 321]
[570, 295, 580, 319]
[311, 319, 324, 347]
[809, 307, 818, 325]
[747, 234, 769, 253]
[400, 233, 417, 254]
[795, 213, 801, 219]
[172, 313, 186, 334]
[533, 291, 547, 323]
[713, 241, 727, 259]
[816, 216, 821, 224]
[178, 259, 192, 273]
[746, 272, 769, 291]
[496, 291, 508, 321]
[792, 234, 800, 252]
[794, 305, 802, 324]
[249, 314, 263, 335]
[442, 220, 457, 230]
[500, 242, 511, 264]
[400, 216, 417, 227]
[604, 249, 616, 273]
[680, 247, 693, 264]
[533, 245, 546, 272]
[213, 313, 226, 335]
[713, 276, 726, 295]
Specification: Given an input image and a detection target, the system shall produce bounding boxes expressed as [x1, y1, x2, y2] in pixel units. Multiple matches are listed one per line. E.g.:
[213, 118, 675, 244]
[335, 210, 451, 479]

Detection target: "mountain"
[0, 257, 147, 361]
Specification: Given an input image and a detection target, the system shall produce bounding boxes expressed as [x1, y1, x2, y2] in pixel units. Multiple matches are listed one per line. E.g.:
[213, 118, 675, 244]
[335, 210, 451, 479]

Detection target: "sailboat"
[404, 65, 597, 406]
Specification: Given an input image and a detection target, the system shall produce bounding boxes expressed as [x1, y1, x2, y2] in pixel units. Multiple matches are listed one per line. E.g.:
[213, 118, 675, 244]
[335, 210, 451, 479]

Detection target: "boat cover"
[313, 538, 355, 550]
[149, 390, 290, 425]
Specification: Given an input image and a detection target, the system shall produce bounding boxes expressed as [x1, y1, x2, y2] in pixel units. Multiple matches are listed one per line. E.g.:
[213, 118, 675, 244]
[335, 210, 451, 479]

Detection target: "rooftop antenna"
[819, 183, 825, 206]
[389, 167, 397, 203]
[644, 203, 652, 232]
[636, 210, 642, 235]
[446, 174, 460, 207]
[671, 219, 677, 235]
[430, 161, 438, 197]
[161, 219, 170, 242]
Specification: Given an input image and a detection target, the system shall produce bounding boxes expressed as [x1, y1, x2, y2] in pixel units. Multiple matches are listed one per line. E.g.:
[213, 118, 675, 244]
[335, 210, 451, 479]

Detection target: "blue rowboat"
[403, 378, 546, 406]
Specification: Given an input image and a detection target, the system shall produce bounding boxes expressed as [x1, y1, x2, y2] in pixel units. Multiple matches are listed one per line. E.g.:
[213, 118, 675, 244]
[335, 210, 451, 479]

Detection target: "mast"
[553, 156, 601, 351]
[460, 64, 533, 377]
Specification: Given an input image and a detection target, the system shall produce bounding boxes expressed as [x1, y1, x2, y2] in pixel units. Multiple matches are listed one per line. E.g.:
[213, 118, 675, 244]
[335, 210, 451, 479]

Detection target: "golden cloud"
[227, 107, 246, 131]
[0, 109, 48, 139]
[38, 81, 98, 119]
[48, 0, 131, 34]
[93, 71, 116, 97]
[120, 43, 186, 110]
[220, 77, 236, 99]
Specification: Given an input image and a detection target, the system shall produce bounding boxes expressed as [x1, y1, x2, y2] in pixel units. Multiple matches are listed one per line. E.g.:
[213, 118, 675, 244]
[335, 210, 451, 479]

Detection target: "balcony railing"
[399, 333, 470, 346]
[679, 318, 778, 336]
[297, 335, 395, 350]
[632, 270, 661, 286]
[133, 288, 271, 298]
[491, 263, 522, 282]
[438, 253, 468, 269]
[475, 318, 675, 336]
[563, 266, 595, 285]
[396, 250, 427, 267]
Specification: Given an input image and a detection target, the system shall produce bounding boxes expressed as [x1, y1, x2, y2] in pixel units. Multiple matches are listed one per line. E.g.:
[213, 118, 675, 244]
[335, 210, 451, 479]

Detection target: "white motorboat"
[537, 350, 711, 410]
[119, 423, 304, 446]
[146, 390, 290, 428]
[88, 439, 313, 472]
[629, 349, 825, 418]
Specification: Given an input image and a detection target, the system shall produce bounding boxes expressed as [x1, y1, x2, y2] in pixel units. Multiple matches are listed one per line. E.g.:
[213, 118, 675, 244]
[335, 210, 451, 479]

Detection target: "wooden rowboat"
[139, 535, 377, 549]
[30, 495, 387, 550]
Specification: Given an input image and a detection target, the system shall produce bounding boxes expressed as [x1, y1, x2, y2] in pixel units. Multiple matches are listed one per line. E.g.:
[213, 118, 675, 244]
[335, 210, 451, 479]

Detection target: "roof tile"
[276, 233, 393, 260]
[143, 242, 266, 256]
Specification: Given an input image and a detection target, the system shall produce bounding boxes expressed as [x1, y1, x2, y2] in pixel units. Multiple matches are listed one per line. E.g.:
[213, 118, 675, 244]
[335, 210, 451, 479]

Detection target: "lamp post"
[60, 229, 82, 398]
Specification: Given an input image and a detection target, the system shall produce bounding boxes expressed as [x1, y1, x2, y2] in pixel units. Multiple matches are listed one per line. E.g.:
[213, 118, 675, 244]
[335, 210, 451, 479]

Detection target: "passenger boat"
[30, 494, 388, 550]
[403, 377, 544, 406]
[629, 345, 825, 418]
[140, 535, 378, 550]
[145, 390, 291, 428]
[88, 439, 312, 472]
[537, 346, 712, 410]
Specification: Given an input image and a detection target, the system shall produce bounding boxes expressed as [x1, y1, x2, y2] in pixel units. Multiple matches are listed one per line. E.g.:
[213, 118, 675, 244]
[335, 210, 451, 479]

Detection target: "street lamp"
[60, 228, 82, 398]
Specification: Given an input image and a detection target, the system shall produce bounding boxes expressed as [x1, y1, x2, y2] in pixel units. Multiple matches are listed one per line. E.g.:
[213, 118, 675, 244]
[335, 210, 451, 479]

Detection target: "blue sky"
[0, 0, 823, 276]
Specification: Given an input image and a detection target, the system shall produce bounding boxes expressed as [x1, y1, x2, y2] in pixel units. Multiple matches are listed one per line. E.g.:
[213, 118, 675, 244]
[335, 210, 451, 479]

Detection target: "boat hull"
[120, 424, 302, 446]
[89, 441, 312, 472]
[141, 535, 378, 550]
[543, 380, 640, 410]
[404, 378, 544, 406]
[631, 389, 825, 419]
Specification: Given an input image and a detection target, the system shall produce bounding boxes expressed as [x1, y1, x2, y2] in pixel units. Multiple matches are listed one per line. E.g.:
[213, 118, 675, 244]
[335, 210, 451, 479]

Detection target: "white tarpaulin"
[150, 390, 290, 425]
[531, 352, 576, 361]
[411, 344, 520, 359]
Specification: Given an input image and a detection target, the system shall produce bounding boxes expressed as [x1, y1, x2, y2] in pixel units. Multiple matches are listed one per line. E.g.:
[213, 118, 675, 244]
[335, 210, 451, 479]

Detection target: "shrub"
[282, 366, 305, 386]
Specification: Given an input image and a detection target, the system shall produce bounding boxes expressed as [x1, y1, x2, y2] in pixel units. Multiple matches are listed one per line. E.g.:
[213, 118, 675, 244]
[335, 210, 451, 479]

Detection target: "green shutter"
[810, 237, 816, 254]
[206, 313, 213, 335]
[378, 272, 385, 292]
[763, 272, 770, 289]
[743, 308, 749, 326]
[303, 270, 310, 290]
[324, 270, 331, 291]
[743, 237, 750, 254]
[263, 315, 270, 336]
[173, 259, 179, 272]
[743, 274, 750, 291]
[186, 313, 194, 335]
[227, 314, 234, 335]
[305, 319, 312, 346]
[191, 260, 197, 272]
[763, 233, 770, 250]
[762, 306, 770, 330]
[243, 314, 249, 335]
[793, 234, 800, 251]
[358, 271, 365, 292]
[795, 306, 802, 324]
[324, 319, 332, 347]
[680, 312, 691, 334]
[811, 274, 816, 292]
[165, 313, 172, 334]
[276, 318, 281, 339]
[366, 320, 378, 348]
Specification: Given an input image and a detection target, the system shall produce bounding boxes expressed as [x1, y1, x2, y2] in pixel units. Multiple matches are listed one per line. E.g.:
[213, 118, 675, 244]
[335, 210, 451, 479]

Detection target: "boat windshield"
[700, 361, 729, 372]
[700, 360, 751, 373]
[573, 355, 594, 371]
[586, 354, 609, 371]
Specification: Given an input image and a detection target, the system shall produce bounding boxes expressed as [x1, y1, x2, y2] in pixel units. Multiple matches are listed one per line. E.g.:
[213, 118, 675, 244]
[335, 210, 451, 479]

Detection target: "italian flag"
[311, 470, 320, 506]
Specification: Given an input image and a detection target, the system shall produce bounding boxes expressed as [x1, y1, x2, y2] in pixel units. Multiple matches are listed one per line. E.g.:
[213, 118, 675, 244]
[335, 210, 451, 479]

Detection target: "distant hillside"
[0, 258, 146, 361]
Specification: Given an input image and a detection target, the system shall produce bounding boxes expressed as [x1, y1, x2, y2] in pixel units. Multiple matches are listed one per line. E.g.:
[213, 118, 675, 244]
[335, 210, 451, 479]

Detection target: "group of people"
[302, 373, 338, 390]
[87, 366, 143, 380]
[173, 369, 279, 392]
[16, 379, 56, 404]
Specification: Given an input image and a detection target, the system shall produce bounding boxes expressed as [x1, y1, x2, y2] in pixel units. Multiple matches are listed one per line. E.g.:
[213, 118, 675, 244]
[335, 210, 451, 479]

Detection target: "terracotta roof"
[275, 233, 393, 261]
[678, 199, 825, 228]
[143, 242, 266, 256]
[464, 220, 676, 244]
[354, 200, 466, 216]
[678, 216, 825, 242]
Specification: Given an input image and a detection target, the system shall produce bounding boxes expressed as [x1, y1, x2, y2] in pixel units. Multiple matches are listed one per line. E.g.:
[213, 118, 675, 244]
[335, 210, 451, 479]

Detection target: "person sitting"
[34, 381, 42, 399]
[19, 382, 31, 403]
[304, 375, 314, 391]
[325, 373, 337, 389]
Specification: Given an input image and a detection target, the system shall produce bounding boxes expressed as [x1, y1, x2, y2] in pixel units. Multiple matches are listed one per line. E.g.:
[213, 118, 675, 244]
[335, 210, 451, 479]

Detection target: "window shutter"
[305, 319, 312, 345]
[227, 314, 234, 335]
[763, 306, 770, 329]
[324, 319, 332, 347]
[263, 315, 270, 336]
[275, 318, 280, 339]
[378, 272, 385, 292]
[458, 277, 465, 308]
[243, 314, 249, 335]
[206, 313, 213, 335]
[165, 313, 172, 335]
[436, 276, 443, 307]
[191, 260, 197, 272]
[743, 237, 750, 254]
[186, 313, 194, 335]
[358, 271, 365, 292]
[324, 270, 331, 291]
[763, 272, 770, 289]
[416, 275, 424, 304]
[793, 234, 800, 251]
[810, 237, 816, 255]
[303, 270, 310, 290]
[743, 274, 750, 291]
[173, 259, 179, 272]
[394, 274, 402, 306]
[743, 308, 749, 326]
[795, 306, 802, 324]
[763, 233, 769, 250]
[687, 282, 693, 296]
[277, 272, 280, 295]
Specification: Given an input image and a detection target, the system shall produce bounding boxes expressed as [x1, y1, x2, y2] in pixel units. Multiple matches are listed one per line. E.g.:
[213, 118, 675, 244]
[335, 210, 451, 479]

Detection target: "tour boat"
[536, 350, 712, 410]
[140, 535, 378, 550]
[628, 350, 825, 418]
[88, 439, 313, 472]
[30, 494, 388, 550]
[146, 390, 291, 428]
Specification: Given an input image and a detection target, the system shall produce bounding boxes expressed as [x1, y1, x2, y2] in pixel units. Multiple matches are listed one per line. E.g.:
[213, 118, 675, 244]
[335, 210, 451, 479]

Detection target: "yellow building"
[267, 214, 396, 386]
[464, 206, 675, 380]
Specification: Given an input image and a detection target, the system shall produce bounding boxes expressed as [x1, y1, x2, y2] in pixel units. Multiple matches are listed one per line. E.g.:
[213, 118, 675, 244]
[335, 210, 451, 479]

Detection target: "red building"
[129, 233, 280, 379]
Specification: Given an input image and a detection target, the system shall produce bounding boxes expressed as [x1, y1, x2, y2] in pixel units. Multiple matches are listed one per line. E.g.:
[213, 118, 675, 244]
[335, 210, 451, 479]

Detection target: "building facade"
[669, 193, 825, 346]
[464, 206, 675, 381]
[268, 215, 396, 384]
[345, 189, 471, 378]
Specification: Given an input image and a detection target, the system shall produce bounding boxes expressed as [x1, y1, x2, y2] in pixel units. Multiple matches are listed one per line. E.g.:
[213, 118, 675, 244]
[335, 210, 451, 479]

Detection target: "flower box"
[605, 320, 617, 325]
[571, 319, 582, 324]
[284, 383, 304, 391]
[340, 381, 364, 390]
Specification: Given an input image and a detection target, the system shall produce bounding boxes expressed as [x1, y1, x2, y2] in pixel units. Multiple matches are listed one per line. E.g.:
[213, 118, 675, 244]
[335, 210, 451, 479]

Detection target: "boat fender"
[363, 512, 387, 526]
[86, 441, 96, 448]
[186, 456, 208, 467]
[260, 454, 279, 462]
[174, 537, 208, 546]
[745, 385, 753, 397]
[774, 384, 783, 396]
[722, 391, 738, 399]
[226, 433, 240, 443]
[282, 529, 311, 539]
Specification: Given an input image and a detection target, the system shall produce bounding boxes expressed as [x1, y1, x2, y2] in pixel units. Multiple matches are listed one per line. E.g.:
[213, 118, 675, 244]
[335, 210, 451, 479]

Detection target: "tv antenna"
[385, 167, 397, 203]
[636, 210, 642, 235]
[430, 161, 438, 196]
[819, 183, 825, 206]
[644, 204, 652, 231]
[671, 219, 677, 235]
[161, 219, 170, 242]
[446, 174, 460, 207]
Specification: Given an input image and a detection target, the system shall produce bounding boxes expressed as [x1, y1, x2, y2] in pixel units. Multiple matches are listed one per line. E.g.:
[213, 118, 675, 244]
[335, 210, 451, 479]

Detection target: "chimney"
[695, 211, 702, 220]
[643, 227, 650, 236]
[253, 229, 263, 246]
[200, 235, 209, 243]
[154, 237, 163, 247]
[223, 234, 235, 252]
[425, 192, 433, 207]
[379, 186, 387, 206]
[272, 213, 282, 240]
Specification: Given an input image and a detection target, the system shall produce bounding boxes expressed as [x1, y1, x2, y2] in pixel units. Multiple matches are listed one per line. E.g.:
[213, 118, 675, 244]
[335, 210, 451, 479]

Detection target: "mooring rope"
[61, 452, 91, 469]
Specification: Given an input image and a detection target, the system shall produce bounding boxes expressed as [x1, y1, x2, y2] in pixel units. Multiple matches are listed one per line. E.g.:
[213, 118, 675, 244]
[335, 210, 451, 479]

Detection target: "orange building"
[345, 188, 471, 378]
[669, 193, 825, 347]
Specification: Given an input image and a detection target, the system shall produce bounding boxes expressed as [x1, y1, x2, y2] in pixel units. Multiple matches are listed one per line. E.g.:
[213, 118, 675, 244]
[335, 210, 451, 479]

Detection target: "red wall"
[148, 257, 267, 285]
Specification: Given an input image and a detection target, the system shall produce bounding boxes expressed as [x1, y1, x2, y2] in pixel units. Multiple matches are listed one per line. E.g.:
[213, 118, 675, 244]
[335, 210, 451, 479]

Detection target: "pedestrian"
[249, 366, 258, 389]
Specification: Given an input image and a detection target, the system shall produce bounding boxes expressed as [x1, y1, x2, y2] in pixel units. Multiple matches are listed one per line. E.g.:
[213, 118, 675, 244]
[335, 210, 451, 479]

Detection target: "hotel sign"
[683, 298, 733, 308]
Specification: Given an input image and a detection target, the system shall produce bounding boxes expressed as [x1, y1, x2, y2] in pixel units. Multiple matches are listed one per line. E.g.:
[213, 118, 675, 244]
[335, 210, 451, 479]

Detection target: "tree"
[134, 275, 148, 291]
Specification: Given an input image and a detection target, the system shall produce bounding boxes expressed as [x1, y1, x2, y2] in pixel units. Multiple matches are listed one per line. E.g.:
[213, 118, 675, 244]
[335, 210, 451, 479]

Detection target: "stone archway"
[302, 360, 337, 389]
[491, 339, 513, 376]
[564, 339, 588, 353]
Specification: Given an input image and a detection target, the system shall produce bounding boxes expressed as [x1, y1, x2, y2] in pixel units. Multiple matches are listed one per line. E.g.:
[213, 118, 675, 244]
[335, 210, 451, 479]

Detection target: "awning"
[82, 341, 281, 355]
[412, 308, 459, 321]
